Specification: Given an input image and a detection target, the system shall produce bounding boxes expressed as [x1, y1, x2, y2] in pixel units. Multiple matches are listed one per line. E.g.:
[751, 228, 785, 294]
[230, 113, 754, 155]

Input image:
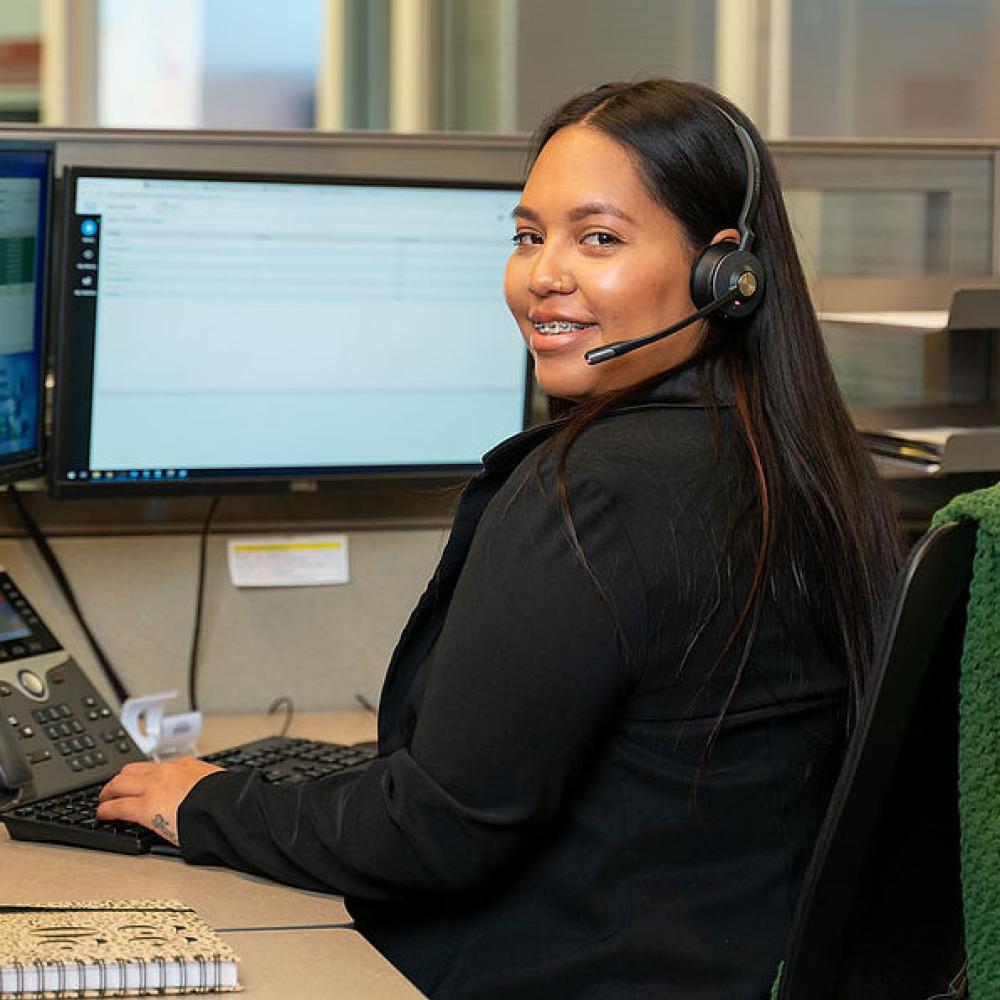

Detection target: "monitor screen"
[0, 144, 50, 485]
[51, 168, 528, 495]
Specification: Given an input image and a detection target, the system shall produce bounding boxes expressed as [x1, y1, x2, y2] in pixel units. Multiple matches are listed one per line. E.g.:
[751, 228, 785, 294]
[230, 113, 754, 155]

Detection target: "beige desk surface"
[224, 928, 424, 998]
[1, 711, 424, 998]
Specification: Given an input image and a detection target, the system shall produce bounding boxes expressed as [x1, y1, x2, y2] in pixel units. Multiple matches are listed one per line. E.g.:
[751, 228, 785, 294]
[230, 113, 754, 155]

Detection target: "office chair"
[775, 518, 977, 1000]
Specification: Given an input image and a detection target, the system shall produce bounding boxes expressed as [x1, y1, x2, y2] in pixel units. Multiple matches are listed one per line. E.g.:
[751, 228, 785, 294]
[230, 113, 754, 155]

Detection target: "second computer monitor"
[52, 168, 527, 495]
[0, 143, 51, 485]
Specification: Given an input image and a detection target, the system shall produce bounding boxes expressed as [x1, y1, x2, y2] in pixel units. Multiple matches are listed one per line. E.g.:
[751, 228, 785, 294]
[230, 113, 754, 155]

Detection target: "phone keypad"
[21, 693, 133, 774]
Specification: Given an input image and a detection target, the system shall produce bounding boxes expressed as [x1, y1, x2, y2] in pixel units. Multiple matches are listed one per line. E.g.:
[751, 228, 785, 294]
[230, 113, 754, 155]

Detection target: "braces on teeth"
[534, 321, 590, 333]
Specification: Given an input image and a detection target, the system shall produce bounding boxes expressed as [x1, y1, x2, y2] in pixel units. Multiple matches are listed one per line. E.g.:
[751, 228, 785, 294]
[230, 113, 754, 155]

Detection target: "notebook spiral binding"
[0, 952, 232, 998]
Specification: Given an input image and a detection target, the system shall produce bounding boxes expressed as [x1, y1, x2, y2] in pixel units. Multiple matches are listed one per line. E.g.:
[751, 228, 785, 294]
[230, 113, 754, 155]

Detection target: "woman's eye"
[511, 231, 542, 248]
[582, 231, 621, 247]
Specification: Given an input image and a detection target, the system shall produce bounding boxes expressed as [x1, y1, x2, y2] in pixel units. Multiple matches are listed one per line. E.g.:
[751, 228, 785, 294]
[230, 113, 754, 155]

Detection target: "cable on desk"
[355, 693, 377, 715]
[267, 696, 294, 737]
[7, 484, 130, 704]
[187, 496, 221, 713]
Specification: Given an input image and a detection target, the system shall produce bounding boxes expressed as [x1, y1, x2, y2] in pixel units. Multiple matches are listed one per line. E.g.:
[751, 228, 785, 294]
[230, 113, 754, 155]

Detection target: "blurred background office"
[0, 0, 994, 136]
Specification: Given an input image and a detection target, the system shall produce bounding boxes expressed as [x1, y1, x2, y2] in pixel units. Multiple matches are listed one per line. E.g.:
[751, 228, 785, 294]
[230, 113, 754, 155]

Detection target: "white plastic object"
[120, 691, 202, 762]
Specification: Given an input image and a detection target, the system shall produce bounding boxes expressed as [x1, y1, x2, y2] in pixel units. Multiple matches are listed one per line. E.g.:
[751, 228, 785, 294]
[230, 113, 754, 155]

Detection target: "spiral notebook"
[0, 899, 241, 997]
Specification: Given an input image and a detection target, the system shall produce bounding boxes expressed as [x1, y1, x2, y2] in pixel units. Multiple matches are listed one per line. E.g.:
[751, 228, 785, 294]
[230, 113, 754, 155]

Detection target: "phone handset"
[0, 717, 33, 805]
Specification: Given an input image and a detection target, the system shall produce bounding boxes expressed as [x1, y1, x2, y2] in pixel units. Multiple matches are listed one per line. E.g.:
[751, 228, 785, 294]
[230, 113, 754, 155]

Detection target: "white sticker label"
[227, 534, 350, 588]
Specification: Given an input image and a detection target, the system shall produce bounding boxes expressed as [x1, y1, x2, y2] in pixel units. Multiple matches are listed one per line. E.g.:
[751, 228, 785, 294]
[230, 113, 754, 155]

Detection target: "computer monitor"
[0, 143, 51, 485]
[51, 168, 528, 496]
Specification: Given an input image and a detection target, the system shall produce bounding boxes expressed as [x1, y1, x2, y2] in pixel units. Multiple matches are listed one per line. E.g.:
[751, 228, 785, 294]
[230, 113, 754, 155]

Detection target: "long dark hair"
[531, 79, 903, 731]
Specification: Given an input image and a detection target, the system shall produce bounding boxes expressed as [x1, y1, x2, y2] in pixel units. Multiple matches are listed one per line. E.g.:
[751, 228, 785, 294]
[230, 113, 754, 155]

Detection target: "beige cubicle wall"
[0, 515, 451, 714]
[0, 126, 996, 713]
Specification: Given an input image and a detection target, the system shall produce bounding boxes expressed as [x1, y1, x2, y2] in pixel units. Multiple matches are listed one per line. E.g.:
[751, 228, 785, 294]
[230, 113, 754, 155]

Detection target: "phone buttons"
[17, 669, 47, 700]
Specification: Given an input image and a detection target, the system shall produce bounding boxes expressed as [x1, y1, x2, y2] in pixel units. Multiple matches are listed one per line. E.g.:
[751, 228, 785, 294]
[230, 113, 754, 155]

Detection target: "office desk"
[0, 711, 424, 998]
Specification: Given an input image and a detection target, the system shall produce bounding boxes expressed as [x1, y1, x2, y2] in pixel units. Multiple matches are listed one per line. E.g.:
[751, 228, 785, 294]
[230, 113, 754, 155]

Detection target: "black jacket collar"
[481, 360, 733, 477]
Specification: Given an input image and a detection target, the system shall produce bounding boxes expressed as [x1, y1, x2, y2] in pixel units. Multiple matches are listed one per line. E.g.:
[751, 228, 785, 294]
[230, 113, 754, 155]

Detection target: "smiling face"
[505, 124, 724, 401]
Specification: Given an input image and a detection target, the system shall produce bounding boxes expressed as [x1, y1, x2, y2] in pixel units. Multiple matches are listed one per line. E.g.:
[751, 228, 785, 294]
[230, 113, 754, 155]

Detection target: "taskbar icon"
[66, 468, 189, 482]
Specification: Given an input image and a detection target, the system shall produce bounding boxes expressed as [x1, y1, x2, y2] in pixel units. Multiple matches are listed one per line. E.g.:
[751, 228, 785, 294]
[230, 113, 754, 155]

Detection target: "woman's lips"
[528, 319, 599, 353]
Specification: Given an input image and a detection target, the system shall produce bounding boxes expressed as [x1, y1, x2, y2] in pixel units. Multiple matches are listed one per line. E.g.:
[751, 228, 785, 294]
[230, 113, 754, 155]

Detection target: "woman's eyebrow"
[511, 201, 635, 223]
[512, 204, 540, 222]
[568, 201, 634, 223]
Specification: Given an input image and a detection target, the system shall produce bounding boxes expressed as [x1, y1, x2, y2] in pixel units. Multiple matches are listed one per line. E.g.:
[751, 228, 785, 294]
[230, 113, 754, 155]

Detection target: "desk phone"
[0, 570, 375, 855]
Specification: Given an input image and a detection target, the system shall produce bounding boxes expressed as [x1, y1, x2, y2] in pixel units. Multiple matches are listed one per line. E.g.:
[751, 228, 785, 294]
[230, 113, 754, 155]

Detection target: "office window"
[0, 0, 40, 123]
[96, 0, 323, 129]
[42, 0, 1000, 141]
[323, 0, 714, 133]
[788, 0, 1000, 139]
[321, 0, 1000, 140]
[510, 0, 714, 133]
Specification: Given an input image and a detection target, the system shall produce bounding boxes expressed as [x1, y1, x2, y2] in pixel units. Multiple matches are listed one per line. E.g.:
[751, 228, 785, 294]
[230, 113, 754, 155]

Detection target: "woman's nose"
[528, 237, 576, 296]
[528, 264, 576, 297]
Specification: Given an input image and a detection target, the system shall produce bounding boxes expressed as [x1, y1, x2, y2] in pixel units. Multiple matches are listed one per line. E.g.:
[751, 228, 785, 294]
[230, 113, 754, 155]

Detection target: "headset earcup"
[689, 241, 765, 319]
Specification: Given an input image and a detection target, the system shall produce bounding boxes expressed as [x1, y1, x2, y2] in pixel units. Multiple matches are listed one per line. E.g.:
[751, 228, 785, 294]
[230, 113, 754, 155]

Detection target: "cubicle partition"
[0, 126, 994, 713]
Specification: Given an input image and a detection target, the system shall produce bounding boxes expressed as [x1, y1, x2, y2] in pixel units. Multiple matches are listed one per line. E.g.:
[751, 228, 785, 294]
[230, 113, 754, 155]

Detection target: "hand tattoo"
[151, 813, 178, 846]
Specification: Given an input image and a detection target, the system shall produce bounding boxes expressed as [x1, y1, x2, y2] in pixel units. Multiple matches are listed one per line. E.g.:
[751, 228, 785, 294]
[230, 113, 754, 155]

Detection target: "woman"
[98, 80, 902, 998]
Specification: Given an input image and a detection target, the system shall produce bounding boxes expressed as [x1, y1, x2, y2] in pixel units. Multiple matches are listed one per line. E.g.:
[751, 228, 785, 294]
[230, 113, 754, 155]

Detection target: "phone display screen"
[0, 593, 30, 642]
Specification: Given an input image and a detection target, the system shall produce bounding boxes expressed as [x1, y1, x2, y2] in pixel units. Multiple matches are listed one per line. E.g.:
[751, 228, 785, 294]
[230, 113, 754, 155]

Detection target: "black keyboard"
[1, 735, 376, 855]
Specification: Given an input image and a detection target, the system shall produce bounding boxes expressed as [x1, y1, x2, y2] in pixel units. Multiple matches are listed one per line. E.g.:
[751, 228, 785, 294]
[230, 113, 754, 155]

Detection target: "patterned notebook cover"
[0, 899, 241, 997]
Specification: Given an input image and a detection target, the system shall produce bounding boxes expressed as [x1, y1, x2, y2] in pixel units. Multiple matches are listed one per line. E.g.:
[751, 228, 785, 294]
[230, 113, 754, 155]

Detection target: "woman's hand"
[96, 758, 223, 847]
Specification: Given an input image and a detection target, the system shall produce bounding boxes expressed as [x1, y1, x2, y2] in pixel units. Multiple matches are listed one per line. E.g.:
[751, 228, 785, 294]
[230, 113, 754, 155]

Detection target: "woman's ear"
[711, 227, 741, 246]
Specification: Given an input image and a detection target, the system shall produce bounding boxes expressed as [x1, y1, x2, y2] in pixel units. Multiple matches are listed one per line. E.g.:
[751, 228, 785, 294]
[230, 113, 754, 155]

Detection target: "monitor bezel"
[0, 140, 53, 487]
[50, 165, 530, 498]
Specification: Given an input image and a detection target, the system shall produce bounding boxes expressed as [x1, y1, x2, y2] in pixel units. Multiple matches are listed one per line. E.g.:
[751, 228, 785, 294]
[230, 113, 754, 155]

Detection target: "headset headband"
[712, 106, 761, 253]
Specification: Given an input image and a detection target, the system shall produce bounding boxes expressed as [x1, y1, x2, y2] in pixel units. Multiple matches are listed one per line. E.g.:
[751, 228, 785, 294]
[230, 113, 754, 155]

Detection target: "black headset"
[585, 105, 766, 366]
[689, 108, 765, 319]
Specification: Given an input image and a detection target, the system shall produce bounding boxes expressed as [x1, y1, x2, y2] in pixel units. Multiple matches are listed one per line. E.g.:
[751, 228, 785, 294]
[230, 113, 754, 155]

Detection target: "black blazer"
[179, 363, 846, 999]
